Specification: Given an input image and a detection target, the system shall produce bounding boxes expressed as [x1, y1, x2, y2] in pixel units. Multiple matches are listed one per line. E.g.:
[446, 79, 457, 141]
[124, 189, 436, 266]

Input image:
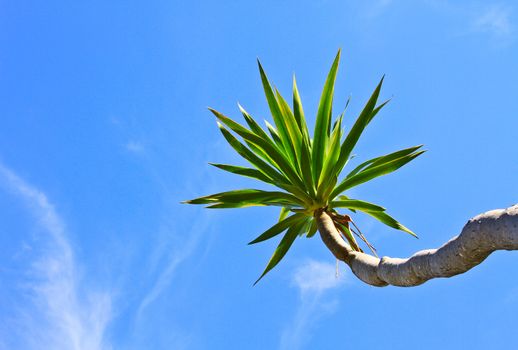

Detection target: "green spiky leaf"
[330, 199, 385, 212]
[359, 209, 418, 238]
[254, 219, 305, 285]
[332, 150, 425, 198]
[312, 50, 341, 185]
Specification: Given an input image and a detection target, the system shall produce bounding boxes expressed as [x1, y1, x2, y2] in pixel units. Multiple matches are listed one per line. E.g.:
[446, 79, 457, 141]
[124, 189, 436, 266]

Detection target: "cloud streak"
[279, 260, 346, 350]
[125, 141, 145, 154]
[136, 212, 209, 320]
[473, 5, 513, 37]
[0, 163, 112, 350]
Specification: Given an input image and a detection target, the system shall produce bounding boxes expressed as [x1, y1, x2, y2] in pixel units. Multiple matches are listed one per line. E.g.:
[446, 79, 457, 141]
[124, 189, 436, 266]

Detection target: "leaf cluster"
[185, 50, 424, 283]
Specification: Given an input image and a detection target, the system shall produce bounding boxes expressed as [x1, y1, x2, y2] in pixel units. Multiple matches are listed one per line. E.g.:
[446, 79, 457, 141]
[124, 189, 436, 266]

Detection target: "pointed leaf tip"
[257, 59, 264, 71]
[208, 107, 220, 118]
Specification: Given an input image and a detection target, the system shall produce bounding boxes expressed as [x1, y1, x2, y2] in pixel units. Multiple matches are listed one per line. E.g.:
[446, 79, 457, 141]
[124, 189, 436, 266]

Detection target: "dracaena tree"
[185, 51, 518, 287]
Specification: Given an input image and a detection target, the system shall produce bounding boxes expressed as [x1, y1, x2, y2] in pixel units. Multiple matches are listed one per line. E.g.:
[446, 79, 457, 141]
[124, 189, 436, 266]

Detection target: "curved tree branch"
[316, 204, 518, 287]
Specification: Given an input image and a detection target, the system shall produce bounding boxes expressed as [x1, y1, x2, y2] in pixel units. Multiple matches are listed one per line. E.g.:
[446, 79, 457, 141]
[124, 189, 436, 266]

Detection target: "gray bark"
[316, 204, 518, 287]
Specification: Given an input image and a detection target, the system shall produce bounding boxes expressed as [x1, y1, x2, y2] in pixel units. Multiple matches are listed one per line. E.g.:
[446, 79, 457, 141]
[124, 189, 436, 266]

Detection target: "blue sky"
[1, 0, 517, 349]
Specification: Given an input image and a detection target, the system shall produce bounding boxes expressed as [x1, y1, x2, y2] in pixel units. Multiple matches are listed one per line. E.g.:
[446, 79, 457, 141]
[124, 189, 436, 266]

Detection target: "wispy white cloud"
[473, 5, 513, 37]
[292, 260, 344, 295]
[279, 260, 346, 350]
[0, 163, 112, 350]
[131, 134, 220, 321]
[112, 114, 220, 342]
[136, 211, 210, 321]
[364, 1, 515, 44]
[125, 141, 145, 154]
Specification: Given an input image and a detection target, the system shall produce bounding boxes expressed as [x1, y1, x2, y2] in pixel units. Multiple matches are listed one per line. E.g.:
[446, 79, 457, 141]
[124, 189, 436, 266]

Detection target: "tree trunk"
[316, 204, 518, 287]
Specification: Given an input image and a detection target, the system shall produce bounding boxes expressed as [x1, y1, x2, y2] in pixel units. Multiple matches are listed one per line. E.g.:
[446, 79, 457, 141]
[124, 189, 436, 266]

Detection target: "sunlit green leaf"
[330, 199, 385, 212]
[238, 104, 270, 141]
[249, 213, 306, 244]
[358, 209, 417, 238]
[312, 50, 341, 185]
[264, 120, 284, 149]
[335, 222, 361, 252]
[254, 219, 304, 284]
[298, 217, 313, 236]
[334, 78, 385, 176]
[186, 189, 303, 208]
[276, 89, 303, 172]
[292, 75, 311, 145]
[317, 114, 343, 200]
[345, 145, 423, 179]
[299, 137, 316, 198]
[216, 123, 289, 185]
[209, 163, 272, 183]
[306, 219, 318, 238]
[211, 109, 305, 191]
[258, 61, 298, 164]
[331, 150, 425, 198]
[278, 207, 291, 222]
